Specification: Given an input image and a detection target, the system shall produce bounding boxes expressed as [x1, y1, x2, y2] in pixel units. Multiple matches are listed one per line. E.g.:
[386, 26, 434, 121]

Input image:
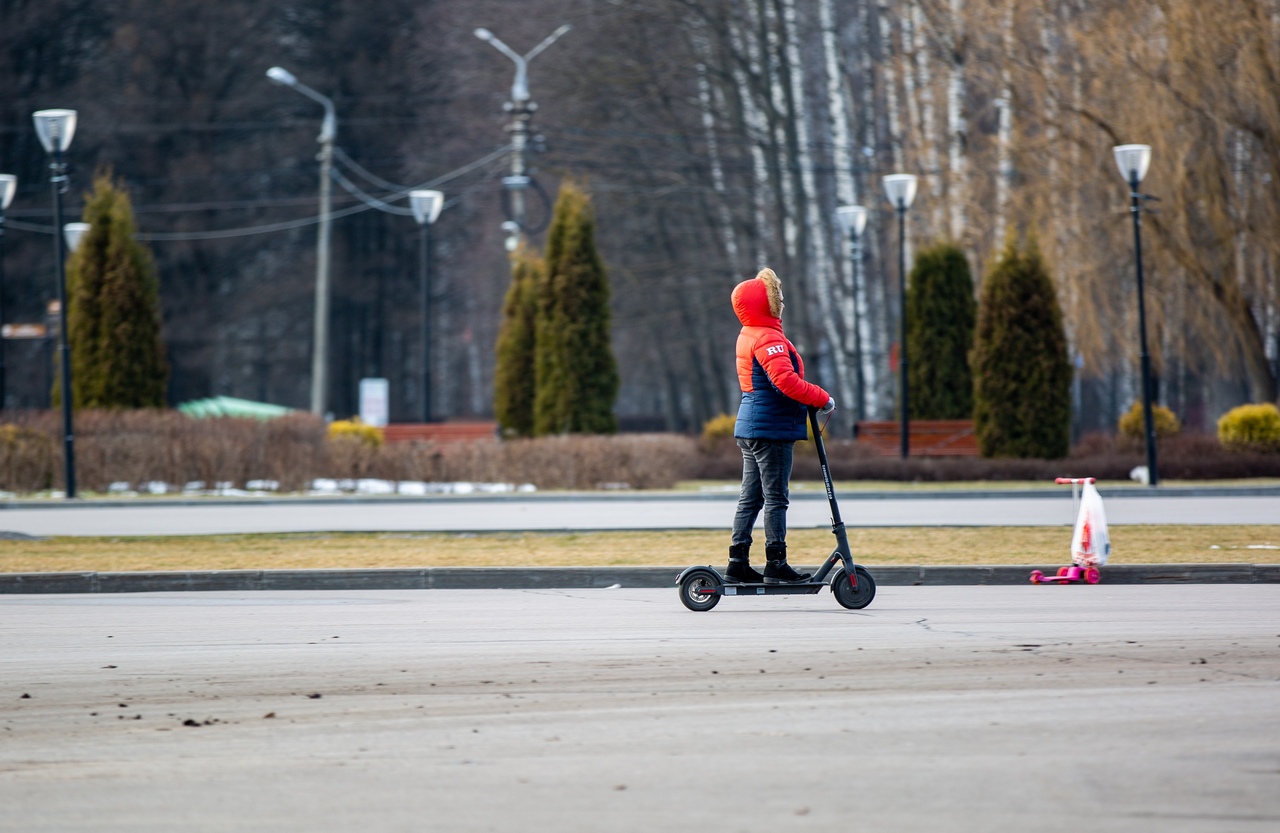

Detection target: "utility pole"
[0, 174, 14, 411]
[267, 67, 337, 417]
[474, 24, 571, 251]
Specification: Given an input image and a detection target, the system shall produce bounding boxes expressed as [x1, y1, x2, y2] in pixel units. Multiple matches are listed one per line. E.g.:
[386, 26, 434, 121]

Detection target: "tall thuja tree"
[972, 235, 1071, 458]
[493, 244, 542, 438]
[533, 180, 619, 435]
[60, 173, 168, 408]
[906, 242, 976, 419]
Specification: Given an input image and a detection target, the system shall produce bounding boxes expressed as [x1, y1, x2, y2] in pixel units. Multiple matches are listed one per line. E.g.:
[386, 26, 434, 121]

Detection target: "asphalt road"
[3, 491, 1280, 537]
[2, 586, 1277, 832]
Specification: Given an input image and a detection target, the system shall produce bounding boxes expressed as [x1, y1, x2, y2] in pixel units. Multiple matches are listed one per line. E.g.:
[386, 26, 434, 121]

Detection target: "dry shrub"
[5, 409, 1278, 493]
[1118, 402, 1181, 440]
[694, 431, 1280, 482]
[350, 434, 701, 489]
[0, 411, 700, 492]
[1217, 403, 1280, 453]
[2, 410, 327, 491]
[0, 424, 58, 491]
[328, 418, 384, 447]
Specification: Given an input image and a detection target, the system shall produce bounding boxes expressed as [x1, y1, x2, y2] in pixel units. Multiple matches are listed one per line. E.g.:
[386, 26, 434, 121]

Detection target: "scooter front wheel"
[830, 566, 876, 610]
[679, 569, 721, 612]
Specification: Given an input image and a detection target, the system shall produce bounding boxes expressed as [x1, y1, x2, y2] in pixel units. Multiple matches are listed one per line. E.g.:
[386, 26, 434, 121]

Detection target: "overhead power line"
[7, 145, 513, 242]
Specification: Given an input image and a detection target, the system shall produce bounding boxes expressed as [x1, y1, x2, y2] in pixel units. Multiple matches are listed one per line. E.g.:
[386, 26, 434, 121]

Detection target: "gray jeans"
[731, 438, 794, 548]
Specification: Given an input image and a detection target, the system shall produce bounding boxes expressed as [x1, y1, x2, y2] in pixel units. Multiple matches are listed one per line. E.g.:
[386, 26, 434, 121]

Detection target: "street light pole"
[33, 109, 77, 498]
[835, 205, 868, 423]
[474, 24, 570, 251]
[267, 67, 336, 417]
[1114, 144, 1159, 487]
[0, 174, 15, 411]
[410, 190, 443, 423]
[882, 174, 918, 459]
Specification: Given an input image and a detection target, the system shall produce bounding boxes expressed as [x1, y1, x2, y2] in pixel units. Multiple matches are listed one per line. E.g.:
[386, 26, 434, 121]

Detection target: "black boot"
[724, 543, 764, 584]
[764, 543, 811, 584]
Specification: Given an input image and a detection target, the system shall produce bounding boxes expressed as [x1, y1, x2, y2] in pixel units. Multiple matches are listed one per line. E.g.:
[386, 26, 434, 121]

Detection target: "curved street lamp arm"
[288, 81, 337, 142]
[524, 24, 571, 63]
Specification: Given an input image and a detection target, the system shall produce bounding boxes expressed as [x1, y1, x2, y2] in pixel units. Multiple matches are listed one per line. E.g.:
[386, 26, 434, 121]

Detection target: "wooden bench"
[853, 420, 979, 457]
[382, 422, 498, 444]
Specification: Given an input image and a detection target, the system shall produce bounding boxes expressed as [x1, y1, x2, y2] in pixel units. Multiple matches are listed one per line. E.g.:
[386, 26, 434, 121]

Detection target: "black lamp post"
[33, 109, 78, 498]
[0, 174, 15, 411]
[835, 205, 868, 423]
[1114, 143, 1158, 487]
[882, 174, 918, 459]
[410, 189, 444, 423]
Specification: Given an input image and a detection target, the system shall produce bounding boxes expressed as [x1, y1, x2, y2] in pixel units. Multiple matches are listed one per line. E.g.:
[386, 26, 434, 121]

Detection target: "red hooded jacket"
[732, 276, 829, 440]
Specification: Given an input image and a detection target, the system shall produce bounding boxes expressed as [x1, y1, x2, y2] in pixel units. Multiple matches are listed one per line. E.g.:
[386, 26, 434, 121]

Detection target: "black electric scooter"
[676, 406, 876, 612]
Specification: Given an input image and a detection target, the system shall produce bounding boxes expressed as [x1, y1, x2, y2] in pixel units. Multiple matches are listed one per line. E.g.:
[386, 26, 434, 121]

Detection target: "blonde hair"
[756, 267, 783, 317]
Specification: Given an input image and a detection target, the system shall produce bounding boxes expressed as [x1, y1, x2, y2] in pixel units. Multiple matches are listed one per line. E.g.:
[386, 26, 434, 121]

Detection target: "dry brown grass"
[2, 525, 1276, 574]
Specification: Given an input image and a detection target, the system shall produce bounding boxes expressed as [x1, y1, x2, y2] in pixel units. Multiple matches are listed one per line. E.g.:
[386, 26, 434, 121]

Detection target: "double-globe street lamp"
[835, 205, 868, 423]
[0, 174, 15, 410]
[33, 109, 78, 497]
[409, 190, 444, 423]
[267, 66, 337, 417]
[1114, 143, 1159, 488]
[882, 173, 918, 459]
[474, 24, 571, 251]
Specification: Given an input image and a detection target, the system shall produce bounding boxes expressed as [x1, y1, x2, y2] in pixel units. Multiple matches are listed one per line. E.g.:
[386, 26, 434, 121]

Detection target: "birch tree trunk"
[993, 0, 1015, 247]
[820, 0, 864, 423]
[728, 18, 772, 269]
[946, 0, 968, 242]
[912, 1, 943, 235]
[782, 0, 854, 412]
[692, 31, 742, 277]
[859, 0, 884, 416]
[878, 0, 905, 171]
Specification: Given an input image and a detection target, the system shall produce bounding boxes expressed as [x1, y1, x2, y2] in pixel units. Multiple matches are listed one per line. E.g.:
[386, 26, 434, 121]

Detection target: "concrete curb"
[1, 564, 1276, 594]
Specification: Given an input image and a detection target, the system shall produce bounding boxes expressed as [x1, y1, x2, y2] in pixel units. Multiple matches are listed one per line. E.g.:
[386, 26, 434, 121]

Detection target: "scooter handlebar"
[1055, 477, 1096, 484]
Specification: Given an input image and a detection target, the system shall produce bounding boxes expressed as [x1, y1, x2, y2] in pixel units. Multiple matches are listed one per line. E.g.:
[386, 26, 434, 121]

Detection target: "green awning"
[177, 396, 296, 420]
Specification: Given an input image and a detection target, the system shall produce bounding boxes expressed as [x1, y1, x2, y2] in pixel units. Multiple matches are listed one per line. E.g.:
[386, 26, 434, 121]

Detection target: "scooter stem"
[809, 406, 844, 527]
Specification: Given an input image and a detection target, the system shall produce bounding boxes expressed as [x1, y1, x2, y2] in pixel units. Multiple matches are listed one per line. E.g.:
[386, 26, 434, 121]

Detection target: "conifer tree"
[533, 180, 619, 435]
[59, 173, 168, 408]
[972, 235, 1071, 458]
[493, 244, 541, 437]
[906, 242, 976, 419]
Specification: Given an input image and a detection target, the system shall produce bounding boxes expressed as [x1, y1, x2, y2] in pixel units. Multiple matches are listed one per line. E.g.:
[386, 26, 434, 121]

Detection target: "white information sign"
[359, 378, 389, 427]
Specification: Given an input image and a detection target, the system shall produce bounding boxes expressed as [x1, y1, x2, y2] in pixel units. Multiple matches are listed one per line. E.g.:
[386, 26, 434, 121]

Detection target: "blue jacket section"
[734, 354, 809, 441]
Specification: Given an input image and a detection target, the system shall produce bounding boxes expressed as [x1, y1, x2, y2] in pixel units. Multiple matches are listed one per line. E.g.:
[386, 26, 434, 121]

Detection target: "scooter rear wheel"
[830, 566, 876, 610]
[679, 569, 721, 612]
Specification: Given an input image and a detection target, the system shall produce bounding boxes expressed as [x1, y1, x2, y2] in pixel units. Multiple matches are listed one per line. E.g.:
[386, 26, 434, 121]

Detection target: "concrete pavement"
[2, 585, 1277, 831]
[3, 489, 1279, 536]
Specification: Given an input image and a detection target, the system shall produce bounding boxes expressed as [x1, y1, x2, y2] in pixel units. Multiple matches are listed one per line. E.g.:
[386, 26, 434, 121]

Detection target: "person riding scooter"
[726, 267, 835, 585]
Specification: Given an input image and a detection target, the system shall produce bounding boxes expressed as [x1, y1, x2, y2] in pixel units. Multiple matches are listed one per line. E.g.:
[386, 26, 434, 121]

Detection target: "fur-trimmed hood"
[731, 268, 784, 327]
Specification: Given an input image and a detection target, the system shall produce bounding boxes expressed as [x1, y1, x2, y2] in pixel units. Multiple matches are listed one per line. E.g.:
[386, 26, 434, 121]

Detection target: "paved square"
[2, 586, 1277, 831]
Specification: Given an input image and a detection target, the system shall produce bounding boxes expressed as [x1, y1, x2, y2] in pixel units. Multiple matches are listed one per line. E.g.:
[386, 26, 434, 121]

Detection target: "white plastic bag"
[1070, 481, 1111, 567]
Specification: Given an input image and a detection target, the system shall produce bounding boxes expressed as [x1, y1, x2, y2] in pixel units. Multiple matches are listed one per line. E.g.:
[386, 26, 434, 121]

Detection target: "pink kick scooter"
[1029, 477, 1104, 585]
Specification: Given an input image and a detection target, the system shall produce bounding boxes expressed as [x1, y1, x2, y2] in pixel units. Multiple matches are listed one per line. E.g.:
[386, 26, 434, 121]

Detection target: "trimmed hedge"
[906, 242, 976, 419]
[971, 236, 1071, 458]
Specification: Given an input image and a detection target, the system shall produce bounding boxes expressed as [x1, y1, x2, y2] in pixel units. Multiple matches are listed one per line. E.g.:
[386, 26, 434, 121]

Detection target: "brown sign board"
[2, 323, 48, 339]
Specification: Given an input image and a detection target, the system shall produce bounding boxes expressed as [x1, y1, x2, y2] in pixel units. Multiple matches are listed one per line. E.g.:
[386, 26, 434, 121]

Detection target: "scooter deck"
[709, 581, 825, 596]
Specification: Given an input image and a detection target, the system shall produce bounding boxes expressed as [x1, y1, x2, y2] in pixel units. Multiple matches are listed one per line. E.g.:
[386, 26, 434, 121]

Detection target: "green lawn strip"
[1, 526, 1277, 574]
